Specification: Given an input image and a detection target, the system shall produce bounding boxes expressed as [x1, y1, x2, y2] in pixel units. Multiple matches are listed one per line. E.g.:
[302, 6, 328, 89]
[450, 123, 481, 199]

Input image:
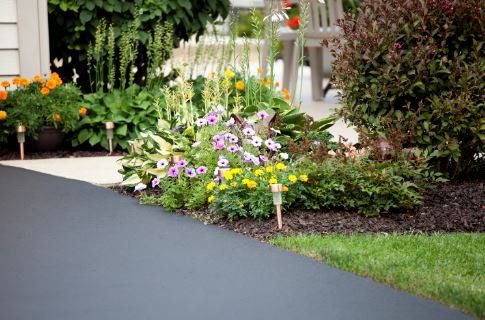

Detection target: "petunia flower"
[227, 145, 239, 153]
[195, 118, 207, 127]
[243, 152, 253, 162]
[157, 159, 169, 169]
[226, 118, 235, 126]
[134, 183, 147, 192]
[213, 134, 224, 143]
[185, 167, 197, 178]
[207, 114, 219, 125]
[167, 166, 179, 177]
[196, 166, 208, 175]
[257, 111, 269, 120]
[251, 156, 260, 165]
[217, 158, 229, 167]
[250, 136, 263, 147]
[242, 127, 256, 136]
[176, 159, 189, 167]
[260, 155, 268, 162]
[214, 141, 225, 150]
[151, 178, 160, 188]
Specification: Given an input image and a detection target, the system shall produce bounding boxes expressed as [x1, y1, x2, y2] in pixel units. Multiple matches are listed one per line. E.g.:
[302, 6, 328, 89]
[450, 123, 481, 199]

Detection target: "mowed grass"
[271, 233, 485, 318]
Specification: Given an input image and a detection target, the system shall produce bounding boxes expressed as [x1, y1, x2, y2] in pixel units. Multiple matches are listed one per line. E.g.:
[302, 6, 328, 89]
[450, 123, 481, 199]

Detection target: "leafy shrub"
[330, 0, 485, 177]
[48, 0, 230, 89]
[300, 157, 436, 216]
[0, 75, 83, 143]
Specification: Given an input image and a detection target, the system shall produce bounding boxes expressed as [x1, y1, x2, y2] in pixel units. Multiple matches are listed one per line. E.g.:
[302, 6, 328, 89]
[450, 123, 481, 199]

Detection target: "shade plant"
[329, 0, 485, 177]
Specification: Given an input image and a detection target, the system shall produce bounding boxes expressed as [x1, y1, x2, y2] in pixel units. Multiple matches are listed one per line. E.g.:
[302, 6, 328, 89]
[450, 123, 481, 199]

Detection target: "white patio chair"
[289, 0, 344, 101]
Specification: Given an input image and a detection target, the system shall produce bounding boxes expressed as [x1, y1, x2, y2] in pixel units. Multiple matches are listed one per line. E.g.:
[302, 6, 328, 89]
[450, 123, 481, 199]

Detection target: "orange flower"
[79, 107, 88, 116]
[53, 114, 61, 123]
[1, 81, 9, 88]
[40, 87, 50, 95]
[33, 75, 42, 83]
[54, 77, 62, 85]
[265, 78, 271, 86]
[20, 78, 30, 86]
[275, 81, 280, 88]
[45, 79, 56, 90]
[0, 90, 7, 100]
[235, 80, 245, 91]
[0, 110, 7, 121]
[287, 16, 300, 30]
[12, 77, 21, 86]
[210, 71, 217, 78]
[51, 72, 60, 79]
[282, 88, 291, 100]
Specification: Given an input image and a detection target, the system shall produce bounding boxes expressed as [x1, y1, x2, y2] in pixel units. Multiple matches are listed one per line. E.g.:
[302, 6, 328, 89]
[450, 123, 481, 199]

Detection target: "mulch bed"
[112, 181, 485, 241]
[0, 149, 125, 160]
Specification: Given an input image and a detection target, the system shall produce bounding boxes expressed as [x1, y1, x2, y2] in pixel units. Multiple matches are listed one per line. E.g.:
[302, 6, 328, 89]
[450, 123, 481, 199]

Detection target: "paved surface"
[0, 166, 470, 320]
[0, 156, 123, 185]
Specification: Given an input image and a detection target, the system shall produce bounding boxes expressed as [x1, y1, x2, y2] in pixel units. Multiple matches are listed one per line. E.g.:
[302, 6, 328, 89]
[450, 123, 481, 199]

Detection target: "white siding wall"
[0, 0, 20, 79]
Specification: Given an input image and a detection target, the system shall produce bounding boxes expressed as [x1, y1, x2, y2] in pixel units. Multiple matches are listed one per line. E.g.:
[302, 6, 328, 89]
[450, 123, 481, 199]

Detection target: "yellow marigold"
[246, 180, 257, 189]
[235, 80, 245, 91]
[299, 174, 308, 182]
[224, 69, 234, 78]
[53, 114, 62, 123]
[288, 175, 297, 183]
[283, 185, 289, 192]
[242, 178, 250, 185]
[265, 78, 271, 86]
[230, 182, 237, 187]
[45, 79, 56, 90]
[40, 87, 50, 95]
[276, 163, 286, 170]
[219, 183, 228, 191]
[20, 78, 30, 86]
[0, 90, 7, 100]
[33, 75, 42, 83]
[269, 177, 278, 184]
[265, 166, 273, 173]
[254, 169, 264, 177]
[1, 81, 10, 88]
[206, 181, 216, 191]
[79, 107, 88, 116]
[0, 110, 7, 121]
[230, 168, 242, 175]
[223, 171, 233, 180]
[208, 195, 215, 203]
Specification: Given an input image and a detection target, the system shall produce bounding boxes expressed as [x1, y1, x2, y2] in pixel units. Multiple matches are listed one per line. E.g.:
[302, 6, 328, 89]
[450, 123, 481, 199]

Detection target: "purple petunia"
[195, 118, 207, 127]
[259, 155, 268, 162]
[196, 166, 207, 175]
[227, 145, 239, 153]
[251, 155, 260, 165]
[250, 136, 263, 147]
[168, 166, 179, 177]
[185, 167, 197, 178]
[217, 158, 229, 167]
[257, 111, 270, 120]
[157, 158, 169, 169]
[176, 159, 189, 167]
[226, 118, 235, 126]
[242, 127, 256, 136]
[214, 141, 225, 150]
[207, 114, 219, 125]
[243, 152, 253, 162]
[213, 134, 224, 143]
[226, 134, 238, 143]
[151, 178, 160, 188]
[265, 138, 279, 151]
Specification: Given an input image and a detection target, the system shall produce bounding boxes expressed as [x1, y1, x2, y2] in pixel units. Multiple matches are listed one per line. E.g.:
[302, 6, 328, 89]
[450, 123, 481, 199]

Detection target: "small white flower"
[53, 57, 63, 68]
[132, 66, 138, 74]
[280, 153, 289, 160]
[157, 159, 169, 169]
[134, 183, 147, 192]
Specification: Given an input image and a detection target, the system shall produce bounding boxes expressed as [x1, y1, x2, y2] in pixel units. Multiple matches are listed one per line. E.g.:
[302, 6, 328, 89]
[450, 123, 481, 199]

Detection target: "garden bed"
[0, 148, 125, 160]
[112, 180, 484, 241]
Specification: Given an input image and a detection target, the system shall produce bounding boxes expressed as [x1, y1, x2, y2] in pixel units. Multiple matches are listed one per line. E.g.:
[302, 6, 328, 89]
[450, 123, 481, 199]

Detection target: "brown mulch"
[0, 149, 126, 160]
[111, 181, 485, 241]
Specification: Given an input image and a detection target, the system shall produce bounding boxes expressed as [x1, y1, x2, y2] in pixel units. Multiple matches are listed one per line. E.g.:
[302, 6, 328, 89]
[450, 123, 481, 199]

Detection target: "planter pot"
[29, 127, 65, 152]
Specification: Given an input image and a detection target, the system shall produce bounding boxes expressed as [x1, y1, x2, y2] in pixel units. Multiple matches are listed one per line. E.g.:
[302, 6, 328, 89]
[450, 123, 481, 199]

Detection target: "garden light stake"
[270, 183, 284, 229]
[105, 122, 115, 154]
[16, 125, 26, 160]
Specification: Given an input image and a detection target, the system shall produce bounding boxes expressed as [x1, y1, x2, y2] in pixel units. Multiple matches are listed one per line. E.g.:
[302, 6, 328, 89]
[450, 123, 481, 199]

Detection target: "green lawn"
[271, 233, 485, 318]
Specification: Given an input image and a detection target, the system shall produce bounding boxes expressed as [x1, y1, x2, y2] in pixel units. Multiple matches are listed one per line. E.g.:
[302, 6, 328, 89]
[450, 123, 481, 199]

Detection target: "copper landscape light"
[270, 183, 284, 229]
[16, 125, 26, 160]
[105, 122, 115, 154]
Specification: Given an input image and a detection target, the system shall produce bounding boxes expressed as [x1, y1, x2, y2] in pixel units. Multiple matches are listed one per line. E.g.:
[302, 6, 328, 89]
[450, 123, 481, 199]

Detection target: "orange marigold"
[12, 77, 21, 86]
[0, 110, 7, 121]
[54, 77, 62, 85]
[235, 80, 245, 91]
[33, 75, 42, 83]
[1, 81, 9, 88]
[40, 87, 50, 95]
[53, 114, 61, 123]
[79, 107, 88, 116]
[0, 90, 7, 100]
[45, 79, 56, 90]
[19, 78, 30, 86]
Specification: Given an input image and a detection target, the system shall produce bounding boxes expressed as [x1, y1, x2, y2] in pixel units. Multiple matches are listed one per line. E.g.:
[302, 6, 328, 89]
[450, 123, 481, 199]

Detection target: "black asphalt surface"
[0, 165, 471, 320]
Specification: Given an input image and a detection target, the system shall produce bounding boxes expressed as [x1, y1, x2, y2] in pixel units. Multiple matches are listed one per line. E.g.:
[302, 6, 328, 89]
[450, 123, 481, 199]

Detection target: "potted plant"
[0, 73, 84, 151]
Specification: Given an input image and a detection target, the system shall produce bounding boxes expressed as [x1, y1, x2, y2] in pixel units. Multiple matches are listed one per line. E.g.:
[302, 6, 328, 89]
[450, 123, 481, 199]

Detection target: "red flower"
[283, 1, 292, 8]
[287, 16, 300, 30]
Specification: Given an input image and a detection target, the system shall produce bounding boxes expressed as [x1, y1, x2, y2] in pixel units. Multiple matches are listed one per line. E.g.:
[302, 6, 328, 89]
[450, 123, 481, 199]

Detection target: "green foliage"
[330, 0, 485, 177]
[72, 86, 163, 150]
[0, 76, 82, 142]
[272, 233, 485, 318]
[48, 0, 231, 88]
[299, 157, 435, 216]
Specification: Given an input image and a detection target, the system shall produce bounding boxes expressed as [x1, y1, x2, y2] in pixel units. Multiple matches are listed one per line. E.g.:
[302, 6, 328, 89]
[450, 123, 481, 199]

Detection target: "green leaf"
[79, 10, 92, 24]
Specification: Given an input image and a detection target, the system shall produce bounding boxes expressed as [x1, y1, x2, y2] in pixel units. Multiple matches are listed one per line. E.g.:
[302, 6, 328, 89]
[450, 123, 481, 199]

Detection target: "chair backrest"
[310, 0, 344, 33]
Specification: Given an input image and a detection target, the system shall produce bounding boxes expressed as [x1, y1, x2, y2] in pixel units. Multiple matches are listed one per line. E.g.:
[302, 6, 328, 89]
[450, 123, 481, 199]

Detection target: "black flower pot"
[29, 126, 65, 152]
